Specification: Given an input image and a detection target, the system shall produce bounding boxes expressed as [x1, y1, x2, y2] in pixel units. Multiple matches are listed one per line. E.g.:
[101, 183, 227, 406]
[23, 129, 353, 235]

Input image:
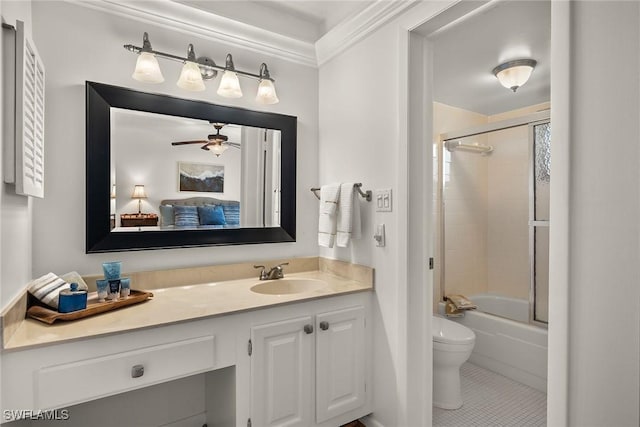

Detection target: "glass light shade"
[209, 144, 229, 157]
[256, 79, 279, 104]
[131, 185, 147, 199]
[217, 70, 243, 98]
[177, 61, 206, 91]
[495, 65, 534, 92]
[132, 52, 164, 83]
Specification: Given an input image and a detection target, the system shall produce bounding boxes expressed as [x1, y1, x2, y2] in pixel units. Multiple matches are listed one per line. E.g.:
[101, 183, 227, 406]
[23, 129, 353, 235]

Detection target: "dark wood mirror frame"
[86, 81, 296, 253]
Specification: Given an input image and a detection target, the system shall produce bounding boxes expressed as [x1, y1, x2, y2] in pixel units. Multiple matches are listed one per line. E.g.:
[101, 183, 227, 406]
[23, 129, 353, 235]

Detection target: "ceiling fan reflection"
[171, 123, 240, 157]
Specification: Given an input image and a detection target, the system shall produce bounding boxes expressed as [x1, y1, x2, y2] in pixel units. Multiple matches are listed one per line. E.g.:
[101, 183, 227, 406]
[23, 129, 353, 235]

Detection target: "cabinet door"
[315, 306, 366, 423]
[251, 316, 313, 427]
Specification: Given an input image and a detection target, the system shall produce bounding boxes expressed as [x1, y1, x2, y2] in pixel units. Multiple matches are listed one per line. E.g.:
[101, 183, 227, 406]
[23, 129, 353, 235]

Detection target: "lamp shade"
[256, 79, 279, 104]
[177, 61, 206, 91]
[492, 59, 537, 92]
[217, 70, 243, 98]
[209, 143, 229, 157]
[131, 185, 147, 199]
[132, 52, 164, 83]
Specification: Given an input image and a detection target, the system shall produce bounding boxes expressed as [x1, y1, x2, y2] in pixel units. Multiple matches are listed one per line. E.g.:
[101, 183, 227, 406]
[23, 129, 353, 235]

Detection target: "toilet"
[432, 315, 476, 409]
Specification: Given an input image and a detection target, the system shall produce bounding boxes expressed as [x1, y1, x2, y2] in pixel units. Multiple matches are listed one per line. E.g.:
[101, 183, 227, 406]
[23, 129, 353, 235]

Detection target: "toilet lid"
[432, 316, 475, 345]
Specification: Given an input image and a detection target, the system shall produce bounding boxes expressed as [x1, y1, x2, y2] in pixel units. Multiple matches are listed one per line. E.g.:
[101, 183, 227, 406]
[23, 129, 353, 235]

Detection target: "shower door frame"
[528, 119, 551, 328]
[438, 110, 550, 325]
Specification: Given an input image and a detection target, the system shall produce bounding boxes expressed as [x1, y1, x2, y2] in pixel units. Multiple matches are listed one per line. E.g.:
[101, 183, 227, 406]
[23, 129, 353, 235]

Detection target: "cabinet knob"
[303, 324, 314, 334]
[131, 364, 145, 378]
[319, 321, 329, 331]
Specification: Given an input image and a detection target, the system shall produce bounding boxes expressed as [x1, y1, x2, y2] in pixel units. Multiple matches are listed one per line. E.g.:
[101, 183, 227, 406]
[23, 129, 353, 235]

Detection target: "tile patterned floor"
[433, 363, 547, 427]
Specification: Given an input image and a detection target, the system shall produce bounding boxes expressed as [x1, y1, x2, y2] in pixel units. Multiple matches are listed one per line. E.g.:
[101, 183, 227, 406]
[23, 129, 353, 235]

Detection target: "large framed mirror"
[86, 81, 296, 253]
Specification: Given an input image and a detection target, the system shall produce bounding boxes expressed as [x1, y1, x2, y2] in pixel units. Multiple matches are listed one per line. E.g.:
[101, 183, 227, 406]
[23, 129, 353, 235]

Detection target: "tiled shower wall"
[433, 102, 550, 309]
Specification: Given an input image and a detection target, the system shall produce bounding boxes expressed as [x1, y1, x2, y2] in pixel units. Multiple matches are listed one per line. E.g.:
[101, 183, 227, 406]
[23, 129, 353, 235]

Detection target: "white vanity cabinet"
[250, 315, 314, 427]
[1, 288, 372, 427]
[249, 305, 368, 427]
[1, 315, 238, 413]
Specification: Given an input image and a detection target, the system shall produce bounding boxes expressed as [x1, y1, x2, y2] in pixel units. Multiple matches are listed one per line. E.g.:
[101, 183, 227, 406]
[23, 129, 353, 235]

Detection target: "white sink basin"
[250, 278, 328, 295]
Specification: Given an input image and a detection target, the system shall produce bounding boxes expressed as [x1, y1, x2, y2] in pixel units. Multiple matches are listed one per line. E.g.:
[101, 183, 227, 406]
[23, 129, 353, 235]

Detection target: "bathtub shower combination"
[435, 112, 551, 396]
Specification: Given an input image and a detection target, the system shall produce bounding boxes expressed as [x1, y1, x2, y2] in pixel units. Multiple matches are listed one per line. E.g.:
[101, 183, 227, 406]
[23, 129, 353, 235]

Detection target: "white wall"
[28, 1, 319, 277]
[564, 2, 639, 425]
[318, 3, 455, 425]
[319, 22, 401, 427]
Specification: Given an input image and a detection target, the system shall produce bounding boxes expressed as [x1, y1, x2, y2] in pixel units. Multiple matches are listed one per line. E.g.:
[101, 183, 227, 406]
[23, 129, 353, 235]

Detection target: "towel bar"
[311, 183, 372, 202]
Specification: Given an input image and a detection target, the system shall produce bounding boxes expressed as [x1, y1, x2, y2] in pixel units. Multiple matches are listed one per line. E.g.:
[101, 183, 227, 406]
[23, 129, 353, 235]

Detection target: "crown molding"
[69, 0, 318, 67]
[315, 0, 419, 67]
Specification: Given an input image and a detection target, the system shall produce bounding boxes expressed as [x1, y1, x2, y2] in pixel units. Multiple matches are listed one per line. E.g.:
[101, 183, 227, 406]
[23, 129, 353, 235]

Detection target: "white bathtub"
[438, 294, 548, 392]
[471, 293, 529, 323]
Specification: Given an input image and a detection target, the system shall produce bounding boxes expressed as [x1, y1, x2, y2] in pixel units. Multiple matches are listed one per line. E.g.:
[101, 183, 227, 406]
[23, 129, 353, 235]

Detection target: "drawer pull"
[303, 324, 314, 334]
[131, 364, 145, 378]
[319, 321, 329, 331]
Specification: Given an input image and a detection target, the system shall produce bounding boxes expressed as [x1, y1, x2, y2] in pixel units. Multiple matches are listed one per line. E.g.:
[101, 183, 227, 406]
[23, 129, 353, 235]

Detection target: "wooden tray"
[27, 290, 154, 325]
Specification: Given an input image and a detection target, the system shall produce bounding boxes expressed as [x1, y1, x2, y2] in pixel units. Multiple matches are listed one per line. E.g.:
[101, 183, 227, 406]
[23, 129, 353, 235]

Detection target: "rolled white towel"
[27, 272, 70, 309]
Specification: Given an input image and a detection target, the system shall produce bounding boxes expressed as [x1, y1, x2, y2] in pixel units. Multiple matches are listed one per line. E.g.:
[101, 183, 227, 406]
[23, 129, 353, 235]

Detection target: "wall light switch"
[375, 189, 392, 212]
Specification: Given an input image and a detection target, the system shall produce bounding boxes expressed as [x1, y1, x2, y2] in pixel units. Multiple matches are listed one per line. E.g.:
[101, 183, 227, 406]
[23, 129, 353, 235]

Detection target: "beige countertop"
[3, 270, 373, 351]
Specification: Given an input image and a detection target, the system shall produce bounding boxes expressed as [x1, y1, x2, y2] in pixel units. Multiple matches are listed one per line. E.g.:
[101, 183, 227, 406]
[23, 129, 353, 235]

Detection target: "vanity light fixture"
[492, 59, 537, 92]
[124, 32, 279, 104]
[131, 32, 164, 84]
[256, 63, 279, 105]
[217, 54, 243, 98]
[176, 44, 206, 92]
[131, 185, 147, 214]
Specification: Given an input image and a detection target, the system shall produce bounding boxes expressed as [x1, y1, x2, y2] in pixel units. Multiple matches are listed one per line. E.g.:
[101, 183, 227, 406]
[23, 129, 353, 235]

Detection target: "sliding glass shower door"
[530, 121, 551, 324]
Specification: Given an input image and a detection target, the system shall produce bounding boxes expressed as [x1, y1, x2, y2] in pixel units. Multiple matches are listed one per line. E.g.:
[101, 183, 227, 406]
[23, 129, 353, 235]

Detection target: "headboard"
[160, 197, 239, 208]
[159, 197, 240, 226]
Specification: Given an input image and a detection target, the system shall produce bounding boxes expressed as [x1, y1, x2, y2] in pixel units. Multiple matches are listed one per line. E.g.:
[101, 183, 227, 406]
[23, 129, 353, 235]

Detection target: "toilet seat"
[432, 316, 475, 345]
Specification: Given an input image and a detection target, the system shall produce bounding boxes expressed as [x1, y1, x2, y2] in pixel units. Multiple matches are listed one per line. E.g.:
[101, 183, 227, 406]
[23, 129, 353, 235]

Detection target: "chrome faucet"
[254, 262, 289, 280]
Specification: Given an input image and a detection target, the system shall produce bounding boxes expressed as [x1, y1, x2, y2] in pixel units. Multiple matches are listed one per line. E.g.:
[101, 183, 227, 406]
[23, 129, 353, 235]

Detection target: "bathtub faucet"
[254, 262, 289, 280]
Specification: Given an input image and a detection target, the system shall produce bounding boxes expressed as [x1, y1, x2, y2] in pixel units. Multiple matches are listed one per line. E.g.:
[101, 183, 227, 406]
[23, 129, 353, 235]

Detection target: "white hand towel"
[318, 183, 341, 247]
[336, 183, 362, 247]
[320, 183, 340, 214]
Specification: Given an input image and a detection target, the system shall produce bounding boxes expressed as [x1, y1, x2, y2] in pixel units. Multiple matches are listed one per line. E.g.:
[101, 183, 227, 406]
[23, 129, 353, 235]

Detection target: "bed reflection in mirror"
[109, 109, 281, 232]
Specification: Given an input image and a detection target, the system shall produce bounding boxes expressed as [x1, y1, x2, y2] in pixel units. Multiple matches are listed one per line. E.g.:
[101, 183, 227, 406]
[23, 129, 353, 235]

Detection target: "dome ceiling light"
[492, 59, 537, 92]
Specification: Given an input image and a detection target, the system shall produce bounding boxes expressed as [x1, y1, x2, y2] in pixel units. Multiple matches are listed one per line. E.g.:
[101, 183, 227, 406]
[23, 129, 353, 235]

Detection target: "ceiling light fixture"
[208, 142, 230, 157]
[124, 32, 279, 104]
[492, 59, 537, 92]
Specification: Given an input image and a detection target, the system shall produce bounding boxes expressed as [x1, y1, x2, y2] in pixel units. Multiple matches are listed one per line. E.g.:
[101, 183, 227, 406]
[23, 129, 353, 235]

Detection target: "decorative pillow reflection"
[174, 205, 199, 227]
[198, 205, 227, 225]
[159, 204, 174, 226]
[221, 204, 240, 226]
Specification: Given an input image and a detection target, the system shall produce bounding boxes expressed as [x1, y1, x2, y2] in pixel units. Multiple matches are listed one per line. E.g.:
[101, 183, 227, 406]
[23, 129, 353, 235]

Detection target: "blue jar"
[58, 283, 88, 313]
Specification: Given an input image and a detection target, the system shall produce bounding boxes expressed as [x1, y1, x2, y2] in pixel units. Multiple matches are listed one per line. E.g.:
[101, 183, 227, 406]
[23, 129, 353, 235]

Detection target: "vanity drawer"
[36, 335, 215, 409]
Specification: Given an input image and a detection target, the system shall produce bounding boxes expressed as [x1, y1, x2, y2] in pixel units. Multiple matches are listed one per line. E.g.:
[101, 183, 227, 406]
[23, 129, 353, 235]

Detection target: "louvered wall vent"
[2, 20, 46, 198]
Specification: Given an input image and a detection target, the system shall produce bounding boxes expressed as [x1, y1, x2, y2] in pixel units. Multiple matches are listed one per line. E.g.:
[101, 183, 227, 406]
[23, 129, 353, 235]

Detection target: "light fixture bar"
[123, 44, 270, 81]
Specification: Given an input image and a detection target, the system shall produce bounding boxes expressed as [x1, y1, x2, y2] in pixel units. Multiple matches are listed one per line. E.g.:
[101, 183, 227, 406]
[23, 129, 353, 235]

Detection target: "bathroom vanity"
[1, 259, 373, 427]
